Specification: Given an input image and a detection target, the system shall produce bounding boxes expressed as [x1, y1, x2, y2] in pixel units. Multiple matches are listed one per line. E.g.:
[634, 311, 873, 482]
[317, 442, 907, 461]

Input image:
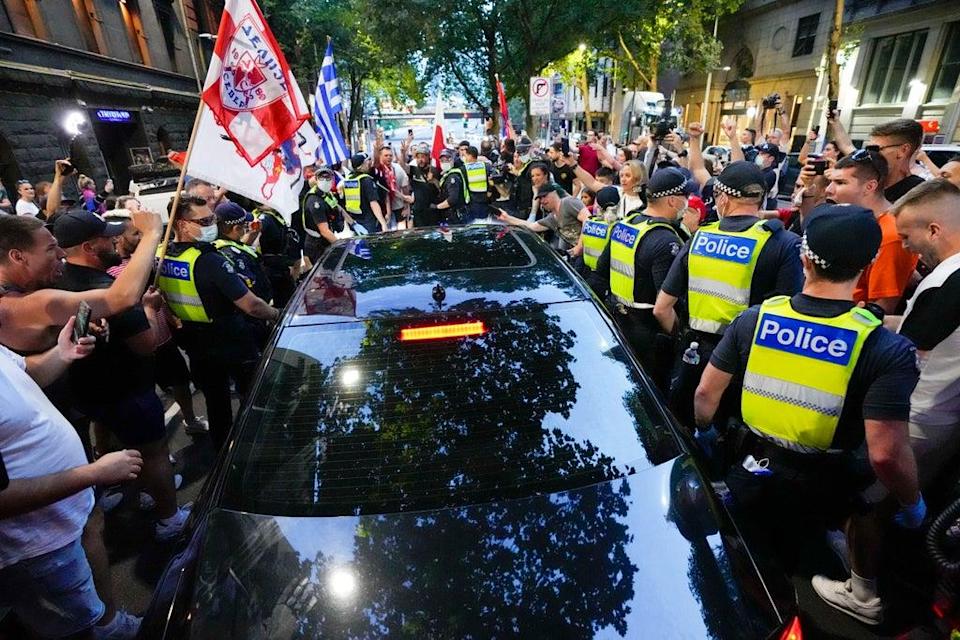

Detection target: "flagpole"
[153, 99, 206, 286]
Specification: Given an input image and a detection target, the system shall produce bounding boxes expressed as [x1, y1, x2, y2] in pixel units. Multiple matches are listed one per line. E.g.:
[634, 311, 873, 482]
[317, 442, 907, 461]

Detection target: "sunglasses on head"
[17, 180, 31, 186]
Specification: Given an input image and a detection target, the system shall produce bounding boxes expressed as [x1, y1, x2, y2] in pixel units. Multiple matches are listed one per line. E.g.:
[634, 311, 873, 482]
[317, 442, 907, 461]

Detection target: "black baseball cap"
[802, 204, 881, 273]
[535, 183, 565, 199]
[215, 201, 253, 225]
[52, 209, 125, 249]
[756, 142, 782, 158]
[647, 168, 688, 199]
[350, 153, 368, 168]
[438, 148, 455, 159]
[714, 161, 767, 199]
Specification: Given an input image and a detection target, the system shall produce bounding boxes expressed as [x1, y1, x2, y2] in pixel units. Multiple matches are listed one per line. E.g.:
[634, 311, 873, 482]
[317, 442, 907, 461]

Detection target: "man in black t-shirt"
[695, 206, 920, 626]
[547, 143, 576, 195]
[405, 144, 440, 227]
[52, 210, 190, 540]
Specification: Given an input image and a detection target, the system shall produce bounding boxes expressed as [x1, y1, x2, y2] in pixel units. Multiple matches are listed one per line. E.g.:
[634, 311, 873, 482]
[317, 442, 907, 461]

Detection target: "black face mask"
[96, 247, 123, 269]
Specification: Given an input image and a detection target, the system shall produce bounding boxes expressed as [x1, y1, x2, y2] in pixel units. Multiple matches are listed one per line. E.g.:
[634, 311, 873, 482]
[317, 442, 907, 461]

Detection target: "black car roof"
[288, 225, 590, 326]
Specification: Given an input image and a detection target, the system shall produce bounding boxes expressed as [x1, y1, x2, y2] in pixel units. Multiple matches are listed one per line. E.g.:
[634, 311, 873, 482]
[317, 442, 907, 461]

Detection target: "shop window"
[930, 22, 960, 101]
[861, 29, 928, 105]
[153, 0, 179, 72]
[792, 13, 820, 57]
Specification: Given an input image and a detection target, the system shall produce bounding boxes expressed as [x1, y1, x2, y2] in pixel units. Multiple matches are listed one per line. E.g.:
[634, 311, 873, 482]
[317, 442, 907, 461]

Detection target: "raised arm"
[827, 110, 856, 155]
[721, 117, 745, 163]
[686, 123, 711, 189]
[44, 160, 72, 217]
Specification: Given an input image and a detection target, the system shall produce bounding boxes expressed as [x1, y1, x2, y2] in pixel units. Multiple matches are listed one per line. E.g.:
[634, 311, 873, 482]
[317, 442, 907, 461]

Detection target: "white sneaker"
[94, 609, 142, 640]
[811, 575, 883, 625]
[138, 474, 183, 511]
[155, 502, 192, 542]
[183, 416, 209, 435]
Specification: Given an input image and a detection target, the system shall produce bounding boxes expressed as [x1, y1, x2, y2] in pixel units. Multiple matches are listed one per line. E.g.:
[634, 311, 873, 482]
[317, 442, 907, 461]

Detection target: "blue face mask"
[198, 224, 218, 243]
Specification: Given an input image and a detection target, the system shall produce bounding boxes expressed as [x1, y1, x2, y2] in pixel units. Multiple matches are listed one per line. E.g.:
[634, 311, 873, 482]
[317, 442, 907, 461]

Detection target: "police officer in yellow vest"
[213, 202, 272, 303]
[654, 161, 803, 426]
[462, 146, 490, 223]
[588, 170, 686, 393]
[579, 186, 622, 273]
[433, 148, 470, 223]
[157, 195, 278, 449]
[341, 153, 387, 234]
[694, 206, 922, 626]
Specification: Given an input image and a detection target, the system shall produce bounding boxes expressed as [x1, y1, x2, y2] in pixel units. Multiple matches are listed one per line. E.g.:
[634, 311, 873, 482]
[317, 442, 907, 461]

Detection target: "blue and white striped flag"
[313, 41, 350, 166]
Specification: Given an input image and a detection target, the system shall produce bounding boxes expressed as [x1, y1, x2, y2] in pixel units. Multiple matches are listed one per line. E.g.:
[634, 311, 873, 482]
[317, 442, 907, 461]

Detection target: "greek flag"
[314, 41, 350, 166]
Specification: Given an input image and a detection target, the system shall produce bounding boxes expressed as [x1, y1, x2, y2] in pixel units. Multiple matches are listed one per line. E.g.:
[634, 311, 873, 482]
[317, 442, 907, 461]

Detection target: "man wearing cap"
[157, 196, 278, 449]
[496, 183, 589, 250]
[52, 210, 192, 542]
[694, 205, 921, 626]
[434, 149, 470, 222]
[214, 202, 272, 304]
[754, 142, 783, 210]
[300, 167, 345, 261]
[510, 136, 537, 219]
[654, 161, 803, 426]
[589, 169, 687, 393]
[341, 153, 387, 234]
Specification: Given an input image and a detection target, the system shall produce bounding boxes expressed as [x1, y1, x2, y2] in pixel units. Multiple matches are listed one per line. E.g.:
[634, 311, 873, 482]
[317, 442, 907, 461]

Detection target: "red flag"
[496, 75, 513, 139]
[201, 0, 308, 166]
[431, 97, 446, 170]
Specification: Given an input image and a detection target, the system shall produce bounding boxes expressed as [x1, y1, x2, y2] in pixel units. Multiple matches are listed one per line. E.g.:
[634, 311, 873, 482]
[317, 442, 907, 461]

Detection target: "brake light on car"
[399, 321, 486, 341]
[779, 615, 802, 640]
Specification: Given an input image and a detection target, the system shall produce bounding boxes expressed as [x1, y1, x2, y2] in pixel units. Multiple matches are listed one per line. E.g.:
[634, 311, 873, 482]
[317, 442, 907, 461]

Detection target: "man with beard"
[52, 210, 190, 542]
[402, 141, 441, 227]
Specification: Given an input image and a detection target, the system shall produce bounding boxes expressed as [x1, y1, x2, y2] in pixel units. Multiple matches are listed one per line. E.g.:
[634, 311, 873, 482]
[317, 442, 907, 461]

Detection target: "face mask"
[755, 155, 765, 167]
[197, 224, 218, 243]
[318, 179, 333, 192]
[519, 154, 530, 163]
[440, 161, 453, 172]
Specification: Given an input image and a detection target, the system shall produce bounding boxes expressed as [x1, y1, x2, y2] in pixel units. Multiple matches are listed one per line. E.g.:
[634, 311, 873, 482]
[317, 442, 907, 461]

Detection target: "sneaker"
[811, 575, 883, 625]
[98, 488, 124, 514]
[155, 502, 193, 542]
[94, 609, 142, 640]
[138, 474, 183, 511]
[183, 416, 209, 435]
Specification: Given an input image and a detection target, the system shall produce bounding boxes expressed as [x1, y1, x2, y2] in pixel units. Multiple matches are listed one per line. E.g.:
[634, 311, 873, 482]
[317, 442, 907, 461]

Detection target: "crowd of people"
[1, 98, 959, 638]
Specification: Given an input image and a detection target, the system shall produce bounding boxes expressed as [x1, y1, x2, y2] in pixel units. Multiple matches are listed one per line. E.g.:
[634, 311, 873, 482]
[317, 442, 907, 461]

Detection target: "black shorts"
[154, 340, 191, 390]
[83, 389, 167, 447]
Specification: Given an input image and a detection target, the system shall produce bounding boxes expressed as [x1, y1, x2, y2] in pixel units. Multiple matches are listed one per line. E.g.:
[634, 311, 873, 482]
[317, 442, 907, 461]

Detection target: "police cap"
[647, 168, 688, 199]
[714, 161, 767, 199]
[802, 204, 881, 274]
[596, 186, 621, 209]
[215, 201, 253, 225]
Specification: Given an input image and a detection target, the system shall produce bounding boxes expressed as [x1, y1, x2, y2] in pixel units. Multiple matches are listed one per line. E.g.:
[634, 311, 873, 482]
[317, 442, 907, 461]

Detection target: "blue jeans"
[0, 538, 105, 638]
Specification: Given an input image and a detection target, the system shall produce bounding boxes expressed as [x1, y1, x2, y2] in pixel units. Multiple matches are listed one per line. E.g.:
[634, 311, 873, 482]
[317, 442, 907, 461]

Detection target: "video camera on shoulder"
[649, 99, 677, 142]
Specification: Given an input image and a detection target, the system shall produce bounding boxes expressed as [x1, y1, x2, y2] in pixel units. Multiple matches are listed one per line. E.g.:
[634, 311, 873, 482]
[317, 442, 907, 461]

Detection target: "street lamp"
[700, 14, 729, 146]
[578, 43, 586, 52]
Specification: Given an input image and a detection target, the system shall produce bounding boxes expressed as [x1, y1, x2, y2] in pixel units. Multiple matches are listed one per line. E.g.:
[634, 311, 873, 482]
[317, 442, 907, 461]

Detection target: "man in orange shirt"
[825, 149, 919, 313]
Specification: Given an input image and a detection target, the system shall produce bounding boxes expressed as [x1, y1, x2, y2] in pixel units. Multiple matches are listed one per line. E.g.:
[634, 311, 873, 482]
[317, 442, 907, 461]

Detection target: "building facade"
[0, 0, 221, 196]
[675, 0, 960, 150]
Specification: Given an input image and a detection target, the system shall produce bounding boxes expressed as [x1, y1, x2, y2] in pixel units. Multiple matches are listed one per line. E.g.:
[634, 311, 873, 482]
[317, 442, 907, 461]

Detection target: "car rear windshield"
[220, 301, 681, 517]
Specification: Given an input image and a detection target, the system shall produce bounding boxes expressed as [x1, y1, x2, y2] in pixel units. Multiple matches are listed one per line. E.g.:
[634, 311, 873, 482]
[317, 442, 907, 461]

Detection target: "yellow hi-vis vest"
[441, 167, 471, 205]
[688, 220, 773, 334]
[581, 217, 613, 271]
[343, 173, 372, 214]
[157, 246, 212, 324]
[609, 215, 680, 307]
[741, 296, 880, 451]
[464, 161, 488, 193]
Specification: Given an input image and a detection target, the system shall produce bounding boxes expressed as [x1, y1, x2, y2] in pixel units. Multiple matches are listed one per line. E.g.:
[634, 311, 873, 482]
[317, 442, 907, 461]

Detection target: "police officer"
[157, 196, 279, 448]
[253, 205, 297, 308]
[510, 136, 536, 218]
[693, 206, 922, 626]
[300, 167, 344, 261]
[341, 153, 388, 234]
[214, 202, 272, 303]
[462, 146, 490, 223]
[434, 148, 470, 222]
[589, 170, 687, 393]
[653, 161, 803, 425]
[406, 144, 440, 227]
[580, 186, 623, 272]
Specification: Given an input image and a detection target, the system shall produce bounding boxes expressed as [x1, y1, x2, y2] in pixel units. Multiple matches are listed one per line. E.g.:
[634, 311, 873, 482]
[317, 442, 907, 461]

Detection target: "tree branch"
[448, 64, 488, 111]
[618, 30, 652, 89]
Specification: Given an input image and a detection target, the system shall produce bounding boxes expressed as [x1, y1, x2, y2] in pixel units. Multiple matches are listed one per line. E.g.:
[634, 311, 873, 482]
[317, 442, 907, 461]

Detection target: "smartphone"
[812, 125, 820, 135]
[408, 129, 413, 137]
[486, 204, 505, 218]
[827, 99, 838, 120]
[73, 301, 91, 343]
[812, 159, 827, 175]
[561, 137, 570, 156]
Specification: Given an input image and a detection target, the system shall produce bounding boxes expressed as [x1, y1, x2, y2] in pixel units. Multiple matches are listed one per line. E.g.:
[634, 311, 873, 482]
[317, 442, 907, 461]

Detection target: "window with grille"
[792, 13, 820, 57]
[861, 30, 928, 105]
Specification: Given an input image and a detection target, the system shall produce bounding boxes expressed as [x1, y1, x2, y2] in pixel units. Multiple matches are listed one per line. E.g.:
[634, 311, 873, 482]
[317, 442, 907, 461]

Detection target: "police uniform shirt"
[711, 293, 918, 450]
[218, 242, 272, 302]
[442, 170, 467, 208]
[258, 213, 286, 256]
[660, 215, 803, 305]
[346, 173, 382, 230]
[166, 243, 249, 320]
[589, 215, 682, 301]
[303, 192, 342, 246]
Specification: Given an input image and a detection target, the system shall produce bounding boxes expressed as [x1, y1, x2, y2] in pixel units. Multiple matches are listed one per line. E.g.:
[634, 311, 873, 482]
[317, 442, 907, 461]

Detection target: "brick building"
[0, 0, 221, 196]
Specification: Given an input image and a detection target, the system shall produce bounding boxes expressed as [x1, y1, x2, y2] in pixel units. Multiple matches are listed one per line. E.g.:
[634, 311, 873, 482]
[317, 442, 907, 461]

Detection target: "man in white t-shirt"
[0, 314, 144, 639]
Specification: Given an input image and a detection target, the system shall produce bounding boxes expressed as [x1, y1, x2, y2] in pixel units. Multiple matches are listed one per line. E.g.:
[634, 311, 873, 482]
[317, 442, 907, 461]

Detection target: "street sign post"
[529, 77, 550, 116]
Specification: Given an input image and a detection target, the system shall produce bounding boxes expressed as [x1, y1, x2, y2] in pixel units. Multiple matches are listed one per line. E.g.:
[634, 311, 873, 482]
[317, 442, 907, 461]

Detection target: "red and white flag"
[202, 0, 308, 166]
[430, 97, 446, 170]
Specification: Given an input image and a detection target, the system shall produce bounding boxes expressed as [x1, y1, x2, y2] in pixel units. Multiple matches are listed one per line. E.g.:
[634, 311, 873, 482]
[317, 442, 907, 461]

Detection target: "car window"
[221, 300, 681, 517]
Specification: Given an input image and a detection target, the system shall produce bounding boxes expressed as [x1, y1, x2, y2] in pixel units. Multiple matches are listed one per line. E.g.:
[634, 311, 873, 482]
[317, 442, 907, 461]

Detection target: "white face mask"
[440, 161, 453, 172]
[318, 179, 333, 192]
[519, 154, 530, 163]
[197, 224, 218, 243]
[755, 155, 766, 168]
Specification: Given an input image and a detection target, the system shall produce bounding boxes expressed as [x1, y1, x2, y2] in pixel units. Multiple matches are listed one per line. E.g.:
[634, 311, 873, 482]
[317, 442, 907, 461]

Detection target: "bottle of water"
[682, 341, 701, 366]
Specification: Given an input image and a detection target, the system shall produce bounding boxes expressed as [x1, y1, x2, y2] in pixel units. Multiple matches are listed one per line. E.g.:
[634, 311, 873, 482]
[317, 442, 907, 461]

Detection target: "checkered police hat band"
[801, 235, 830, 269]
[650, 184, 686, 199]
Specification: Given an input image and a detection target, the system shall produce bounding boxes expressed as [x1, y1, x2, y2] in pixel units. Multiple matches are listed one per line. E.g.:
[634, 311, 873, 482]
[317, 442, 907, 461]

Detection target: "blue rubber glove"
[894, 494, 926, 529]
[694, 425, 720, 460]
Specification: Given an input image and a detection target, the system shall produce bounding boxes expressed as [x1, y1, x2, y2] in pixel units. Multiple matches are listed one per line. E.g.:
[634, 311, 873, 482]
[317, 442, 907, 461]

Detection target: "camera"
[649, 99, 677, 142]
[761, 93, 781, 110]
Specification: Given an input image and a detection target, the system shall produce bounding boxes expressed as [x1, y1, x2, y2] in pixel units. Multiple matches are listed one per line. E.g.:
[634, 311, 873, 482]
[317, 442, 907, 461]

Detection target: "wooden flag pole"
[153, 99, 206, 286]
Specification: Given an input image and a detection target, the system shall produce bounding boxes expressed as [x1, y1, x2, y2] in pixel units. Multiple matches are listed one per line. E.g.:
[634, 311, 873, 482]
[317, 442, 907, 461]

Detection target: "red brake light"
[779, 615, 802, 640]
[399, 321, 486, 342]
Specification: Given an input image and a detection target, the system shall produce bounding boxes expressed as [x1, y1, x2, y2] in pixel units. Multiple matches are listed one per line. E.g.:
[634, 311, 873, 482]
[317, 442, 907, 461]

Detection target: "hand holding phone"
[73, 301, 92, 343]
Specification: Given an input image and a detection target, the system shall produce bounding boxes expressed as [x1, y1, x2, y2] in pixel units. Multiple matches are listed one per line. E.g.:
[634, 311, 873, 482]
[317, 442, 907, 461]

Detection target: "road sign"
[551, 97, 565, 115]
[529, 76, 551, 116]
